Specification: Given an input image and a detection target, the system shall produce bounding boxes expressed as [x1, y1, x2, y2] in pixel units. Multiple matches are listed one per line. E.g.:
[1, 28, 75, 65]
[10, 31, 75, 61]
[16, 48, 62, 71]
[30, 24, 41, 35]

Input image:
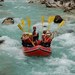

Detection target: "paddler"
[21, 32, 33, 47]
[41, 30, 56, 47]
[32, 26, 39, 45]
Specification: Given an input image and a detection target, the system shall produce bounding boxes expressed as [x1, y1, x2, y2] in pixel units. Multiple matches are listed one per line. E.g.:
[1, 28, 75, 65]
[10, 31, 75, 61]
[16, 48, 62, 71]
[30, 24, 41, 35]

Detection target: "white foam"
[0, 36, 25, 60]
[69, 47, 75, 56]
[45, 57, 75, 74]
[54, 33, 75, 47]
[32, 22, 58, 32]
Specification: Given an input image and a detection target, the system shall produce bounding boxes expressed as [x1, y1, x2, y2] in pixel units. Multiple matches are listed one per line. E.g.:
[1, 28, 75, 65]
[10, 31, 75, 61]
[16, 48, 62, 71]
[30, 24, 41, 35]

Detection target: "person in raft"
[32, 26, 39, 45]
[21, 32, 33, 47]
[41, 30, 55, 47]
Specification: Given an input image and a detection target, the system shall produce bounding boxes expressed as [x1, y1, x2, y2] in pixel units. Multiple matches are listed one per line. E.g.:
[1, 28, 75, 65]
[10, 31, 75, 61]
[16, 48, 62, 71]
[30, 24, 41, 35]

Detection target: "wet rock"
[0, 0, 4, 2]
[54, 15, 63, 23]
[2, 17, 14, 25]
[45, 2, 52, 8]
[0, 4, 3, 6]
[40, 0, 46, 4]
[28, 1, 34, 3]
[0, 40, 4, 44]
[43, 25, 47, 27]
[67, 30, 74, 33]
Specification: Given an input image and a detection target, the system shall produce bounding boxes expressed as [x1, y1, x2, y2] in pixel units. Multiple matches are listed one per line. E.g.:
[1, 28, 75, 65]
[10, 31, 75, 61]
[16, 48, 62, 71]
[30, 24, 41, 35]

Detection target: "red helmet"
[33, 26, 36, 29]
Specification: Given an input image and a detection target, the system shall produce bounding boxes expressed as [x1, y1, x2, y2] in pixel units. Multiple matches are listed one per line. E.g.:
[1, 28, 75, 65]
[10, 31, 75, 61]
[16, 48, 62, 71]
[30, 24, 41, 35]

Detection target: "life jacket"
[32, 30, 39, 41]
[33, 30, 38, 36]
[24, 37, 33, 43]
[42, 34, 52, 43]
[41, 34, 52, 47]
[35, 40, 41, 45]
[44, 36, 52, 43]
[42, 34, 46, 41]
[22, 34, 32, 43]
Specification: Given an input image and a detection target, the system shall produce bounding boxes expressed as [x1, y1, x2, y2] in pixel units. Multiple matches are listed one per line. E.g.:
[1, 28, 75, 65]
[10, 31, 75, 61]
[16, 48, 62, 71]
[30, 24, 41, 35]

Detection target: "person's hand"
[53, 31, 58, 34]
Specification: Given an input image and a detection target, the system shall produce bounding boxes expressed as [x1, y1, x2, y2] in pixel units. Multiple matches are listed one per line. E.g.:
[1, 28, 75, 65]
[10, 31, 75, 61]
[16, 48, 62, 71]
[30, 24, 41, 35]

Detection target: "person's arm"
[51, 31, 58, 39]
[50, 32, 54, 39]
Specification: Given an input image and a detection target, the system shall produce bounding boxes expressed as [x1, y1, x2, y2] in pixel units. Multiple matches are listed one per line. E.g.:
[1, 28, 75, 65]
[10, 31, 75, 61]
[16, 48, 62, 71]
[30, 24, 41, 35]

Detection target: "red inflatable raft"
[22, 45, 51, 56]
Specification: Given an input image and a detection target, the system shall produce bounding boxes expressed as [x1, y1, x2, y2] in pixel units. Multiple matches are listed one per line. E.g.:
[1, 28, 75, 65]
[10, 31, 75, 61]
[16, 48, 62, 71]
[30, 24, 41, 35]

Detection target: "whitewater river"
[0, 0, 75, 75]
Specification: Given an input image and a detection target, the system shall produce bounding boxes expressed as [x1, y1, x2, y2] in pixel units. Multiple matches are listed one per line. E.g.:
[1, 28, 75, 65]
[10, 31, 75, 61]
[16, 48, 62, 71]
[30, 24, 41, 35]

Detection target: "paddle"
[45, 20, 65, 42]
[55, 20, 65, 31]
[47, 16, 55, 30]
[21, 19, 25, 27]
[41, 16, 44, 26]
[28, 38, 35, 46]
[18, 23, 35, 46]
[26, 17, 31, 32]
[18, 24, 24, 32]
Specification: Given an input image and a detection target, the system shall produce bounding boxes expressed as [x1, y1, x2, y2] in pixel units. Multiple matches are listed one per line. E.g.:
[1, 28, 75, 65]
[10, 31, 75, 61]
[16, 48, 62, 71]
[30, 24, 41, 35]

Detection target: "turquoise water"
[0, 1, 75, 75]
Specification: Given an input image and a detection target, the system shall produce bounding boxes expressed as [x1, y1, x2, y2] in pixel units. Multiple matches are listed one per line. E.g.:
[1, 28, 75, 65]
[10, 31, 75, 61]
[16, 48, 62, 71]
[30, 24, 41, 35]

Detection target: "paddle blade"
[27, 17, 31, 27]
[18, 24, 24, 32]
[55, 21, 65, 31]
[28, 19, 31, 27]
[41, 16, 44, 26]
[48, 16, 55, 24]
[21, 19, 25, 27]
[58, 21, 65, 28]
[47, 16, 55, 30]
[26, 17, 31, 32]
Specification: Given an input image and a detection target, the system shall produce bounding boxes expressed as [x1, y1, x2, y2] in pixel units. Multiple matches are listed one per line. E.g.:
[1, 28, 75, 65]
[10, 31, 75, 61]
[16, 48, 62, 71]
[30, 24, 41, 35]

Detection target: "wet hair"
[43, 30, 46, 34]
[33, 26, 36, 30]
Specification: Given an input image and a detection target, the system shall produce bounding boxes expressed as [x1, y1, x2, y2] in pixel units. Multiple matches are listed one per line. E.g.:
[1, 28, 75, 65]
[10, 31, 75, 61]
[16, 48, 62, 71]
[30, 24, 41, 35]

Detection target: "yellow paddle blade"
[17, 24, 24, 32]
[26, 17, 31, 27]
[55, 21, 65, 31]
[58, 20, 65, 28]
[41, 16, 44, 26]
[21, 19, 25, 27]
[47, 16, 55, 30]
[48, 16, 55, 24]
[29, 33, 32, 35]
[26, 17, 31, 32]
[28, 19, 31, 27]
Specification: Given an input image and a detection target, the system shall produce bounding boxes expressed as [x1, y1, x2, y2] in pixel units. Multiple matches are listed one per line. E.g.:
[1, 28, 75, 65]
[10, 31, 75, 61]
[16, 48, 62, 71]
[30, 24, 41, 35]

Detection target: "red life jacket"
[42, 34, 52, 43]
[42, 34, 46, 41]
[33, 31, 38, 36]
[23, 37, 33, 43]
[33, 30, 39, 41]
[45, 36, 52, 43]
[36, 40, 41, 45]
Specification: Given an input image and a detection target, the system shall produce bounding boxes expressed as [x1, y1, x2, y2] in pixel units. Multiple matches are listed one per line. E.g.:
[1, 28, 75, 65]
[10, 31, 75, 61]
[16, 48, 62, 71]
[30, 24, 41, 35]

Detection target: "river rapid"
[0, 0, 75, 75]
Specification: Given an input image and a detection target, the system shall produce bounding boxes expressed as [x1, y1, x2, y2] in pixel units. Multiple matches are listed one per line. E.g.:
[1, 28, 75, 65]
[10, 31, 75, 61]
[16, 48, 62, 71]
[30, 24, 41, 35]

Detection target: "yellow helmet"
[29, 33, 32, 35]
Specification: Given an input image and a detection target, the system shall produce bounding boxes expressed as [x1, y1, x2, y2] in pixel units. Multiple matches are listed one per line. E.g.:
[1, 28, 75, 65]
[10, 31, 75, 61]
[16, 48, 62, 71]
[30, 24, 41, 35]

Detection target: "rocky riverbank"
[28, 0, 75, 14]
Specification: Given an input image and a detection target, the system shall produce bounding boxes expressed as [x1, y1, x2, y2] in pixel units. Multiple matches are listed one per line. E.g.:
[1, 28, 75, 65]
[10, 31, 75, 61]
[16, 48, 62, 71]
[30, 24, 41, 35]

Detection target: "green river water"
[0, 0, 75, 75]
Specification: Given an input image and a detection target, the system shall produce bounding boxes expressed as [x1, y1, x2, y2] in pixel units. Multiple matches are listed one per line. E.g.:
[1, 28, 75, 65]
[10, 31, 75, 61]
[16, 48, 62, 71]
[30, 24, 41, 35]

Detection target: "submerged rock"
[0, 40, 4, 44]
[0, 4, 3, 6]
[2, 17, 14, 25]
[43, 25, 47, 27]
[67, 30, 74, 33]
